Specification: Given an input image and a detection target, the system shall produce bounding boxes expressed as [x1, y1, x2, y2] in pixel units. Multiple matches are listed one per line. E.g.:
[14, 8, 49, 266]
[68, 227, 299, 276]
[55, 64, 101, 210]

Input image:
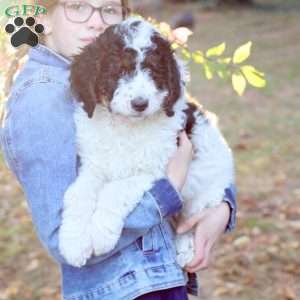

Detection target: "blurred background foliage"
[0, 0, 300, 299]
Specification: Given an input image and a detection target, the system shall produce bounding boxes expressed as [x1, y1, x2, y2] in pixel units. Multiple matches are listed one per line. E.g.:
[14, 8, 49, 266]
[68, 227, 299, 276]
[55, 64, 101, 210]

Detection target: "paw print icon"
[5, 16, 44, 47]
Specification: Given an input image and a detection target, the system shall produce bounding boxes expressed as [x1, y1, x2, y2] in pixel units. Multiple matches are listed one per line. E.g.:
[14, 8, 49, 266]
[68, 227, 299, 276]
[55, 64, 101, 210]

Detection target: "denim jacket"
[0, 44, 237, 300]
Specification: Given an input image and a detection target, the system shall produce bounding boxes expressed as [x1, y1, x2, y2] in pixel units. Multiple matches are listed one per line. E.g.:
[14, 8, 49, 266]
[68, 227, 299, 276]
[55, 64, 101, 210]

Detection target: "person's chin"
[80, 40, 92, 47]
[70, 45, 85, 57]
[80, 38, 96, 47]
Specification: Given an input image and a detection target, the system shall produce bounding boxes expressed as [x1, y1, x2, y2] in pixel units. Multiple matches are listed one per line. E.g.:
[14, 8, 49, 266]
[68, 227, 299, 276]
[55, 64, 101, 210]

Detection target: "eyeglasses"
[59, 1, 130, 24]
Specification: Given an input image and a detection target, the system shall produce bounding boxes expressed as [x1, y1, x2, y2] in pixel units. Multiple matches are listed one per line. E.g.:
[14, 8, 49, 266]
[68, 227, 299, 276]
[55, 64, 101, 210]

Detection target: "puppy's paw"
[175, 231, 194, 268]
[176, 248, 194, 268]
[59, 223, 93, 267]
[91, 209, 124, 256]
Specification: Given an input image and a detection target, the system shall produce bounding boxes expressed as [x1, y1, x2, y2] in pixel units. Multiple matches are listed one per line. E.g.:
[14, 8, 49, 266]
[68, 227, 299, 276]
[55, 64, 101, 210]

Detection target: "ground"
[0, 0, 299, 299]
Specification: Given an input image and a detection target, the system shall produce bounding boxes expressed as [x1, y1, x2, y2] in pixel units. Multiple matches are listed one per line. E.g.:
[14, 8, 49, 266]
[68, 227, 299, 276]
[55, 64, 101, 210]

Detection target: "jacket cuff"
[223, 184, 237, 233]
[149, 177, 183, 220]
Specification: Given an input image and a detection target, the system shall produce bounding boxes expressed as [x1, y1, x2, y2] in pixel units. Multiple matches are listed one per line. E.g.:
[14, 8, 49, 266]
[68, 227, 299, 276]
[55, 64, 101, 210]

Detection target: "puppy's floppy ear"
[70, 25, 121, 118]
[165, 50, 181, 117]
[163, 42, 181, 117]
[70, 44, 99, 118]
[150, 34, 181, 117]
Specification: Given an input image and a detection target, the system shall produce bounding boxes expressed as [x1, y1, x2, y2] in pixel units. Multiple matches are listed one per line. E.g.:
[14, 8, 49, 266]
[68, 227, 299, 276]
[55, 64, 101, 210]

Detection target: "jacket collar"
[28, 43, 72, 69]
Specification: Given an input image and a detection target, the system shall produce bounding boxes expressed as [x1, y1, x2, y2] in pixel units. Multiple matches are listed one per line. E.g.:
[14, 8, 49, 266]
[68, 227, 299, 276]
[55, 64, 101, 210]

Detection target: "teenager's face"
[40, 0, 123, 59]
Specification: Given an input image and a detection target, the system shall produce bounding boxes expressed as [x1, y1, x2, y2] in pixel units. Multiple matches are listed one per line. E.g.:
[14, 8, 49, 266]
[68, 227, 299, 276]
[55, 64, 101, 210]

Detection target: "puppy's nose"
[131, 98, 148, 112]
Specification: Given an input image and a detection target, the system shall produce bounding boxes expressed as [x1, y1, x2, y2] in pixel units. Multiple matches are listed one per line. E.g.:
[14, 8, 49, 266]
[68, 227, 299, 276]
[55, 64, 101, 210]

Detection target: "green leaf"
[217, 71, 225, 79]
[206, 42, 226, 57]
[241, 65, 266, 88]
[218, 57, 232, 64]
[204, 63, 213, 80]
[232, 72, 246, 95]
[181, 48, 191, 60]
[233, 41, 252, 64]
[192, 50, 204, 64]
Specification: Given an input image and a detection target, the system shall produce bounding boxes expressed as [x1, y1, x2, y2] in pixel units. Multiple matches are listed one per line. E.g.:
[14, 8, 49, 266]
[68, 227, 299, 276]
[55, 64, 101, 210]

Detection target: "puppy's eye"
[142, 51, 164, 69]
[124, 48, 137, 58]
[142, 59, 159, 71]
[118, 48, 136, 74]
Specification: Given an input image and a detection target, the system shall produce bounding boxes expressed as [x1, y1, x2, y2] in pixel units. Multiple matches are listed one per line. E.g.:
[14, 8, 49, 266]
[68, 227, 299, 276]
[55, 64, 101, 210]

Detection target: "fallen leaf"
[233, 236, 250, 248]
[281, 286, 296, 300]
[25, 259, 39, 272]
[214, 286, 230, 296]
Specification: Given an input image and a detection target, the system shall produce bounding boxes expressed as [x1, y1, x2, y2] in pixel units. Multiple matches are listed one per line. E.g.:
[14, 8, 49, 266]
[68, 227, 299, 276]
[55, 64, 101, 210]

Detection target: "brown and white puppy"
[58, 16, 234, 269]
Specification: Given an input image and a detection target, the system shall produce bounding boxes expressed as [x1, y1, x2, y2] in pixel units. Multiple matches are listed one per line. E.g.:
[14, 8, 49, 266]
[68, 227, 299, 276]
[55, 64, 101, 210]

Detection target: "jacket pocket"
[136, 226, 162, 255]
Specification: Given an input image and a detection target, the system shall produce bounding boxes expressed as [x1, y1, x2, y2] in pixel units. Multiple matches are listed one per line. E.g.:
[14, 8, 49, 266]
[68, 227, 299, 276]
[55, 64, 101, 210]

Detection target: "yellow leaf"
[158, 22, 172, 36]
[181, 48, 191, 60]
[233, 41, 252, 64]
[204, 64, 213, 80]
[232, 72, 246, 95]
[192, 50, 204, 64]
[171, 42, 179, 50]
[241, 65, 266, 88]
[206, 42, 226, 57]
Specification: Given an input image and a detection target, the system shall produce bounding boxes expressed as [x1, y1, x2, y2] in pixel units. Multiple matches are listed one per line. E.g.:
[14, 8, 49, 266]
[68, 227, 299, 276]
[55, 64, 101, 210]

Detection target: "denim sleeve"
[222, 183, 237, 233]
[1, 81, 183, 266]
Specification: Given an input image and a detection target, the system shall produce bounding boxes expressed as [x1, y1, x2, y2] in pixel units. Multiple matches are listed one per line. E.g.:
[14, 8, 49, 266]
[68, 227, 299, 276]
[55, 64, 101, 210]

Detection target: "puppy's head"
[70, 16, 189, 119]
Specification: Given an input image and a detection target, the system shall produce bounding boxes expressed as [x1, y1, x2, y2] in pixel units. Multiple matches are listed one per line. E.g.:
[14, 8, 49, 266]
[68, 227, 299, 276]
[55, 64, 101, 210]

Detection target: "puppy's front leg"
[59, 167, 103, 267]
[91, 174, 155, 256]
[169, 215, 195, 267]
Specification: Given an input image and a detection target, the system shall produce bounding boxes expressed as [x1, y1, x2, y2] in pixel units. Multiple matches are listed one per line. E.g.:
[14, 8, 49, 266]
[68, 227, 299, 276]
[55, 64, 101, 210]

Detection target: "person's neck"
[44, 37, 71, 61]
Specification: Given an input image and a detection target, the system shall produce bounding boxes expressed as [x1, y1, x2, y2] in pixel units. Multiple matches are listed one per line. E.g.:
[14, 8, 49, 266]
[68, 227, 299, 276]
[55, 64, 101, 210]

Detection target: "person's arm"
[175, 113, 237, 272]
[0, 81, 183, 266]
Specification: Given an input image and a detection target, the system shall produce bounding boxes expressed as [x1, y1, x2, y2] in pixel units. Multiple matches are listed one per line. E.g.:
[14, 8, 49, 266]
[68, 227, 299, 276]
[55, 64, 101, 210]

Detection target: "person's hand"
[166, 130, 194, 192]
[176, 202, 230, 273]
